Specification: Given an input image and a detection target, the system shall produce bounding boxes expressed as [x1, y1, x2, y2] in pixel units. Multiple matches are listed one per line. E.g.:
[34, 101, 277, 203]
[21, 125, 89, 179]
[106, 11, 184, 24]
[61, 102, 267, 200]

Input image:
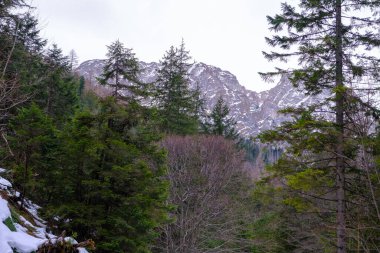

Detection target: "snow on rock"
[78, 249, 88, 253]
[0, 198, 10, 220]
[76, 59, 326, 137]
[0, 198, 45, 253]
[0, 177, 12, 189]
[0, 176, 89, 253]
[78, 59, 376, 137]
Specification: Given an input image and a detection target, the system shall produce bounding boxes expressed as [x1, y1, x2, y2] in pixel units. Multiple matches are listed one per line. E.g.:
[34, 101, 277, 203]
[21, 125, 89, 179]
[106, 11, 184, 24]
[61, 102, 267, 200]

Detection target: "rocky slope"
[77, 60, 326, 136]
[0, 168, 89, 253]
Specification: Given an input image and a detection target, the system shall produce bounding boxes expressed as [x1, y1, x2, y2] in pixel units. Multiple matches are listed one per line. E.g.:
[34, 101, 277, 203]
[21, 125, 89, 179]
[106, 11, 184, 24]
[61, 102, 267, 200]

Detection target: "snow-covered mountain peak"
[76, 59, 320, 136]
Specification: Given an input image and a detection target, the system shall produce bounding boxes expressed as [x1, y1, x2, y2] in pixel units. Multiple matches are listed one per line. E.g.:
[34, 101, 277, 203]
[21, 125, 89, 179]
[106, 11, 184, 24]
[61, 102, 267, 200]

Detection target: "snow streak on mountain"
[77, 60, 326, 136]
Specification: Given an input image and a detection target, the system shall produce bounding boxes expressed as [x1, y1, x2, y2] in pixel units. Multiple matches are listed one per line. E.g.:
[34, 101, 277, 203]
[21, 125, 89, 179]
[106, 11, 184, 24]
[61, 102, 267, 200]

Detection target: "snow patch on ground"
[0, 175, 89, 253]
[0, 198, 45, 253]
[0, 177, 12, 189]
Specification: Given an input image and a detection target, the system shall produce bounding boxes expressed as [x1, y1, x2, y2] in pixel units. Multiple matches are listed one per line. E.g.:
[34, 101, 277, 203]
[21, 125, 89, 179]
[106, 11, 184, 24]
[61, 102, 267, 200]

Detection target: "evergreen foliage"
[1, 9, 79, 124]
[0, 6, 47, 133]
[202, 96, 238, 139]
[39, 44, 79, 119]
[42, 98, 169, 253]
[98, 40, 143, 102]
[8, 103, 57, 207]
[0, 5, 171, 251]
[260, 1, 380, 251]
[153, 40, 201, 135]
[4, 1, 380, 252]
[246, 181, 296, 253]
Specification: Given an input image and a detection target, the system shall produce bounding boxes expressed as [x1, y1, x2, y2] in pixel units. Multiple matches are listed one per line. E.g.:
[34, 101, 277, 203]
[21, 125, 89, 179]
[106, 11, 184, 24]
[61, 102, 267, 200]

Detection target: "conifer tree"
[44, 98, 169, 252]
[15, 13, 47, 91]
[98, 40, 143, 102]
[39, 44, 79, 120]
[153, 40, 200, 135]
[17, 13, 46, 54]
[202, 96, 238, 139]
[260, 1, 380, 252]
[0, 0, 27, 25]
[0, 6, 46, 136]
[8, 103, 57, 207]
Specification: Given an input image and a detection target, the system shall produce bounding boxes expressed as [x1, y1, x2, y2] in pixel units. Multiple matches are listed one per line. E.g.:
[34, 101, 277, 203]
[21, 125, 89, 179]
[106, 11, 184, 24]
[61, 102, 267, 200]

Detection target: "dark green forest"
[1, 0, 380, 252]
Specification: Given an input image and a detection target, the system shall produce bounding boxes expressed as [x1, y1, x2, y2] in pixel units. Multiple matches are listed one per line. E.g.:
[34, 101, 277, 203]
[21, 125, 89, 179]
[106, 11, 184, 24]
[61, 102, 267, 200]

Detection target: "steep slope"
[77, 60, 325, 136]
[0, 169, 89, 253]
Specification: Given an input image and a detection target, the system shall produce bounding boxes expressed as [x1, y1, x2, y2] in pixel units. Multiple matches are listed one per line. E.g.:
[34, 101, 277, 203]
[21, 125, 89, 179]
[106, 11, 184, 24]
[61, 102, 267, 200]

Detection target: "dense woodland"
[0, 0, 380, 252]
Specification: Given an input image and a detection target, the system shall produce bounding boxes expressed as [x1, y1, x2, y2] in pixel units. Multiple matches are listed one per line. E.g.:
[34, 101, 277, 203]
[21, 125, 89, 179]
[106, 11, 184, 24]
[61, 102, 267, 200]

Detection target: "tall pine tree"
[8, 103, 57, 207]
[260, 1, 380, 252]
[98, 40, 143, 103]
[153, 40, 200, 135]
[202, 96, 238, 139]
[40, 44, 79, 120]
[42, 98, 169, 253]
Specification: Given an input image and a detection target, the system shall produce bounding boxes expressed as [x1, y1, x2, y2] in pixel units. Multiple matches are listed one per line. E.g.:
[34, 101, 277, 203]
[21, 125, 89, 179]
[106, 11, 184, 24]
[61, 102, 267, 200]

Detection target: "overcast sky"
[31, 0, 295, 92]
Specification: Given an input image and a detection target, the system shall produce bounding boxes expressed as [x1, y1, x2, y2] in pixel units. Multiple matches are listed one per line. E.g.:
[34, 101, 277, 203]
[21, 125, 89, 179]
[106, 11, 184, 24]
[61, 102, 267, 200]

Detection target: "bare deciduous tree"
[68, 49, 78, 72]
[156, 135, 253, 253]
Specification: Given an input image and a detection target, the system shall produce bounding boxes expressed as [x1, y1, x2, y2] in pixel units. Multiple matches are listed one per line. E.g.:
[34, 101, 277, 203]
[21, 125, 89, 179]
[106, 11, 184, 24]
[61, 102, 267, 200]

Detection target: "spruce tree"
[260, 1, 380, 252]
[0, 0, 27, 27]
[44, 98, 169, 252]
[202, 96, 238, 139]
[17, 13, 46, 53]
[98, 40, 143, 102]
[153, 40, 200, 135]
[0, 7, 46, 135]
[40, 44, 79, 120]
[16, 13, 47, 90]
[8, 103, 57, 207]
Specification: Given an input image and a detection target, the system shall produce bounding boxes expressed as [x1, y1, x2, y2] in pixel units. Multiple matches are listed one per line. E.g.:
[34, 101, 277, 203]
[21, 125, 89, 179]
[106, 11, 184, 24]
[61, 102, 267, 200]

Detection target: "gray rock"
[76, 60, 325, 136]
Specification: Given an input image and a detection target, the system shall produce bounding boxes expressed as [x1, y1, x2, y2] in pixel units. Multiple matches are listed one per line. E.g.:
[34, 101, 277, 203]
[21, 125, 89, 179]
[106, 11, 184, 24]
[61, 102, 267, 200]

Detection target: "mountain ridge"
[76, 59, 324, 136]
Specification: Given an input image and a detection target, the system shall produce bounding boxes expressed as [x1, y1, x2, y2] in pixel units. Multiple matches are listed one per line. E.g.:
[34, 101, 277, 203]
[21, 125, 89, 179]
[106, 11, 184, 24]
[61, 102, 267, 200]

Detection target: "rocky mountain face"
[77, 60, 326, 136]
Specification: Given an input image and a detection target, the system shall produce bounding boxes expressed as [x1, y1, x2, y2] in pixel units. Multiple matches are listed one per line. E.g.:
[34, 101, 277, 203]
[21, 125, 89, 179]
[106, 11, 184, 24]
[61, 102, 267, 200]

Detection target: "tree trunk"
[115, 60, 120, 98]
[335, 1, 346, 252]
[46, 82, 52, 115]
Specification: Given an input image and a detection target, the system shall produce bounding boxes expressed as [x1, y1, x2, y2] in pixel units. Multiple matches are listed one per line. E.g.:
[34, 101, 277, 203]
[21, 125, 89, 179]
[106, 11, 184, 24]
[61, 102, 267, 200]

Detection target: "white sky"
[31, 0, 296, 92]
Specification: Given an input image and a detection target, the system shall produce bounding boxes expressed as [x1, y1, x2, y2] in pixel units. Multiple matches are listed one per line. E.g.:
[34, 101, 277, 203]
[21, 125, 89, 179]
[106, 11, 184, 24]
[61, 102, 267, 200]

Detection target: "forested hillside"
[0, 0, 380, 252]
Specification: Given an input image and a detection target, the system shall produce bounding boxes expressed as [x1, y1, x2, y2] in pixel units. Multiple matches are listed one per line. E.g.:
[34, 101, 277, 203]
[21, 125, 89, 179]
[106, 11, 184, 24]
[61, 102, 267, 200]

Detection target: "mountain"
[76, 60, 325, 136]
